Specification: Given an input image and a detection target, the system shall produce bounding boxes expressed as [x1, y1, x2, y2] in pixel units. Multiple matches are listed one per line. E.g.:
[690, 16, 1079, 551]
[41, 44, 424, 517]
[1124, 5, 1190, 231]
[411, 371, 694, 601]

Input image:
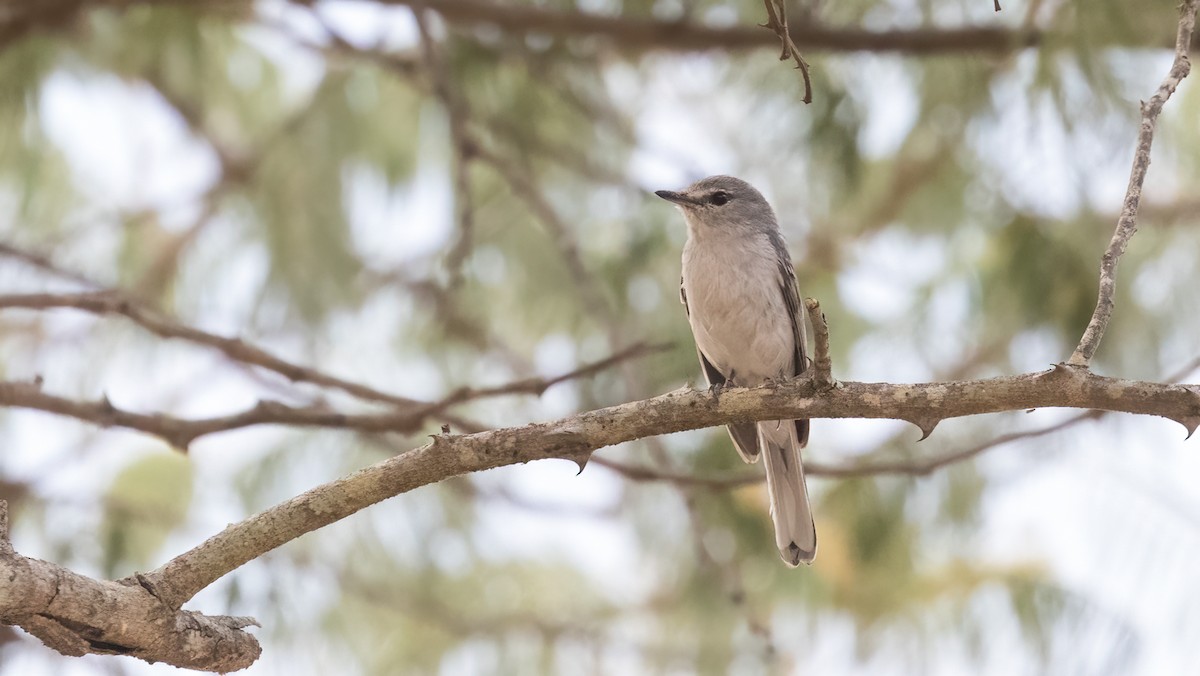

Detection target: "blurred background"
[1, 0, 1199, 673]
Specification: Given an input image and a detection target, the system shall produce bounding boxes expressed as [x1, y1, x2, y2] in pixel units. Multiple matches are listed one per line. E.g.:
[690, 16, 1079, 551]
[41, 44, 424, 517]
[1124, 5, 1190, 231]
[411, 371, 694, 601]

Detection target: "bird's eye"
[710, 191, 729, 206]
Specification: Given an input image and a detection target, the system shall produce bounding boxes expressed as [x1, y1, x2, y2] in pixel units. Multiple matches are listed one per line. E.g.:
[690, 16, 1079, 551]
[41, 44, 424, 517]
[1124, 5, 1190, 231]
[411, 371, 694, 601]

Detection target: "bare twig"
[803, 298, 833, 387]
[1068, 0, 1198, 368]
[0, 342, 665, 448]
[759, 0, 814, 103]
[398, 342, 670, 432]
[592, 413, 1101, 485]
[591, 456, 760, 489]
[423, 342, 670, 406]
[0, 290, 432, 410]
[0, 242, 102, 288]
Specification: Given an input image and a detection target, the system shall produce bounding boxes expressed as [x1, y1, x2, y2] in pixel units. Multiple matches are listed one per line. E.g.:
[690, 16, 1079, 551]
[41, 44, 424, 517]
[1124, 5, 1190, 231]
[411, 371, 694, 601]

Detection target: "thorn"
[563, 449, 591, 475]
[162, 433, 192, 454]
[32, 374, 43, 388]
[909, 418, 940, 441]
[1178, 416, 1200, 440]
[99, 393, 114, 412]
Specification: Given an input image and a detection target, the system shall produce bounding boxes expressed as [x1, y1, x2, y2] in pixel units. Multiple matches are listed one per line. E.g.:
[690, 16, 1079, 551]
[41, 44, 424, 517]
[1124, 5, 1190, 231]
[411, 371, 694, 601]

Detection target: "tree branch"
[0, 290, 437, 410]
[804, 298, 833, 387]
[370, 0, 1053, 55]
[4, 365, 1197, 666]
[590, 354, 1200, 487]
[3, 0, 1187, 62]
[1068, 0, 1198, 367]
[0, 503, 261, 672]
[0, 342, 665, 448]
[122, 365, 1200, 611]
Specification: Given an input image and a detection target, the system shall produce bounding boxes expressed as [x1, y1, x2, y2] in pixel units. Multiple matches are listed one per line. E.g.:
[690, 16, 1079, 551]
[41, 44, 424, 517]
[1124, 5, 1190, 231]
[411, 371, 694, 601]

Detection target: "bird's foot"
[709, 370, 737, 403]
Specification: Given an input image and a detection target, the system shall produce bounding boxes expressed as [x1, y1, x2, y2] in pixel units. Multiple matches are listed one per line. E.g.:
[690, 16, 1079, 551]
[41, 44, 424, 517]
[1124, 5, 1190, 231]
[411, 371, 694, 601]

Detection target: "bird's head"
[655, 175, 778, 236]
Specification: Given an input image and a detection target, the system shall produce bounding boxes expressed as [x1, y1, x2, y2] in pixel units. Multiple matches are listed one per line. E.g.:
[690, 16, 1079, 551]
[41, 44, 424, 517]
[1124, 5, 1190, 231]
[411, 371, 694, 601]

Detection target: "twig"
[593, 411, 1103, 486]
[594, 412, 1099, 483]
[0, 342, 665, 449]
[425, 342, 671, 406]
[759, 0, 814, 103]
[0, 242, 102, 288]
[803, 298, 833, 387]
[0, 290, 431, 409]
[1068, 0, 1198, 368]
[591, 456, 760, 488]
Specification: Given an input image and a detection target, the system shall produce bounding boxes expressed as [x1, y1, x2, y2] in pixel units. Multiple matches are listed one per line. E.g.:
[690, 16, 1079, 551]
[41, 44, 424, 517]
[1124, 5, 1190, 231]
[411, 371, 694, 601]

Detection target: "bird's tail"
[758, 419, 817, 566]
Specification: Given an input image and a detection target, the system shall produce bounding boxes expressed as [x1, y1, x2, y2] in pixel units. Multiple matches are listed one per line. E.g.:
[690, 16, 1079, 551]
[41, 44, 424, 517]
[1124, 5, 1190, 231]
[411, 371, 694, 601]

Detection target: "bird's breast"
[681, 236, 794, 384]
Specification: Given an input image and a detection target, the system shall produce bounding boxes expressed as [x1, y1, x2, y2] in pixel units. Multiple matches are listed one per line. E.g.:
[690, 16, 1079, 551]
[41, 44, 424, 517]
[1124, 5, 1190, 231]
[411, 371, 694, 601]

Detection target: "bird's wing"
[774, 238, 811, 448]
[682, 276, 760, 461]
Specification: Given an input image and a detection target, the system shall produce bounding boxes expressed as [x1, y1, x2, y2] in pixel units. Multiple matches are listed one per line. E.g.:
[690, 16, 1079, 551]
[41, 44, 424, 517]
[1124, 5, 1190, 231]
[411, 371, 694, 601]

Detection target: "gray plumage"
[656, 175, 817, 566]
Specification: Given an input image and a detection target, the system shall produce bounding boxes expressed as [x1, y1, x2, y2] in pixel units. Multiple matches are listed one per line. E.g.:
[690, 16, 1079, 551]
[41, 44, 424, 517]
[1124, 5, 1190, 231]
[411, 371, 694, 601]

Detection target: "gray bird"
[656, 175, 817, 566]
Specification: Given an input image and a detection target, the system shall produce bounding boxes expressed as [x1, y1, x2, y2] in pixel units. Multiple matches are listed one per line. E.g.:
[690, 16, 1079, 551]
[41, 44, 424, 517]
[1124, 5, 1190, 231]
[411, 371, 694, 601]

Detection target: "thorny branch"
[128, 364, 1199, 613]
[0, 289, 434, 410]
[0, 334, 663, 449]
[594, 355, 1200, 488]
[1068, 0, 1198, 368]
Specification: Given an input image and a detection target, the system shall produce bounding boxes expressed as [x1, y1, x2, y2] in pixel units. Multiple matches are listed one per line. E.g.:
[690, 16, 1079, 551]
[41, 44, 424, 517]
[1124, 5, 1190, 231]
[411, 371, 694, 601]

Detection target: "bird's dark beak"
[655, 190, 695, 206]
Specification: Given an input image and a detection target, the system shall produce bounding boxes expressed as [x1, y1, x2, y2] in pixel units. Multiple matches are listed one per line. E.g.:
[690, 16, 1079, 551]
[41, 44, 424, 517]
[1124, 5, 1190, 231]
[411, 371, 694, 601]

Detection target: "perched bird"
[656, 175, 817, 566]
